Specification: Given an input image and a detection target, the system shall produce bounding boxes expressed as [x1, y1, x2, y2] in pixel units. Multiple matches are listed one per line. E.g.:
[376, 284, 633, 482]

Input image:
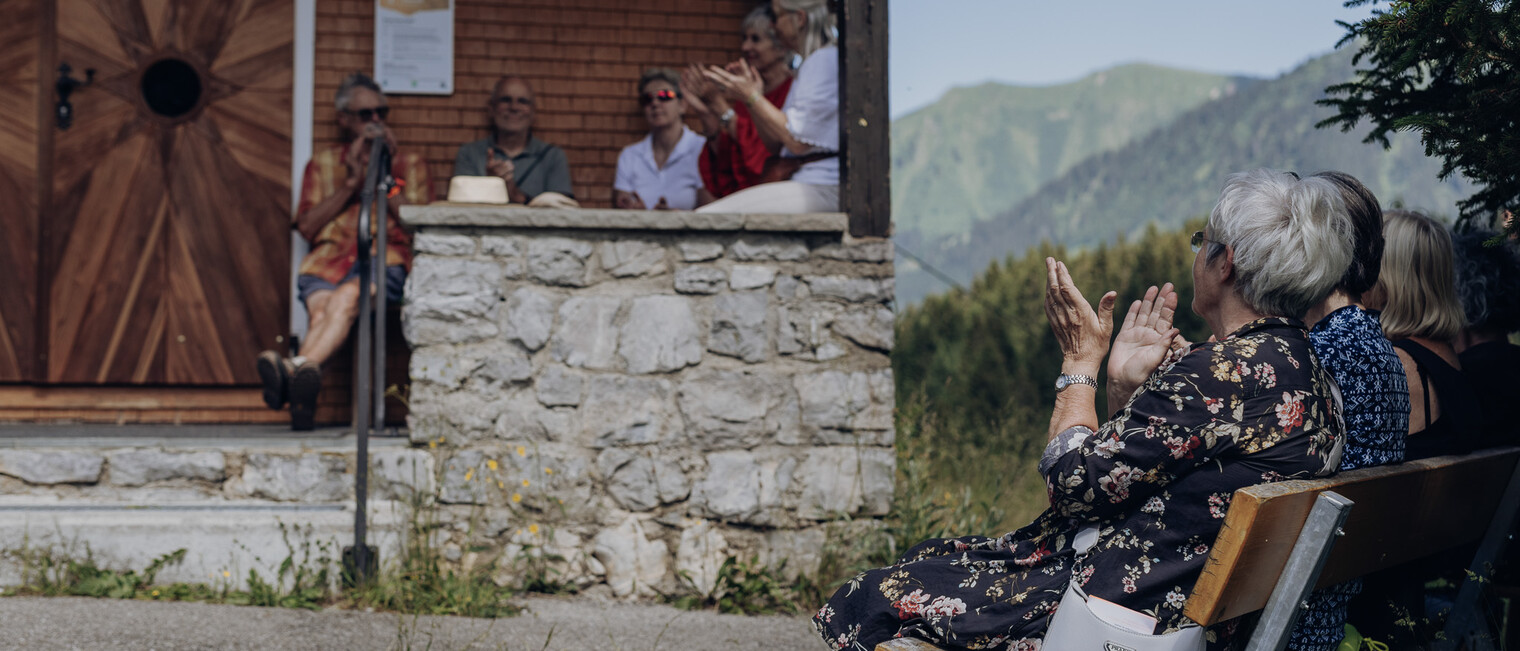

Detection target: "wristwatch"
[1054, 374, 1098, 393]
[719, 108, 736, 127]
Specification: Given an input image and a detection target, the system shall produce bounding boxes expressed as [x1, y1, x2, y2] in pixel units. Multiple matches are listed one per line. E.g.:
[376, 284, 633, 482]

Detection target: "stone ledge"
[401, 204, 848, 233]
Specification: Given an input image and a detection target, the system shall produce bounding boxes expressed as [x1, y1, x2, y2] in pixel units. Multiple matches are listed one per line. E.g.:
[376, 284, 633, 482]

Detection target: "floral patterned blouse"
[816, 317, 1345, 650]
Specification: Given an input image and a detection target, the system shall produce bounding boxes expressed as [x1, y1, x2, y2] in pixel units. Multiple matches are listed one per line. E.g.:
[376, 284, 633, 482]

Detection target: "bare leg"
[299, 280, 361, 366]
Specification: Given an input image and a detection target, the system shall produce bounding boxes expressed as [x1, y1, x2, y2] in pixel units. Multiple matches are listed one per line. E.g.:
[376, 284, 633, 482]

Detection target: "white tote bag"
[1044, 526, 1206, 651]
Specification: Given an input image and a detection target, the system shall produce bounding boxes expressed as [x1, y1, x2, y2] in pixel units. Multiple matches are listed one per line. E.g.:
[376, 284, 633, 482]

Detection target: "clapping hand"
[1043, 258, 1117, 378]
[1107, 283, 1182, 410]
[702, 60, 764, 104]
[486, 149, 516, 182]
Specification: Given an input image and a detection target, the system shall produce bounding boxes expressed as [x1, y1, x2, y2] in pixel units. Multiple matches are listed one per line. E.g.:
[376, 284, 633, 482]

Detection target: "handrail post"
[346, 135, 389, 586]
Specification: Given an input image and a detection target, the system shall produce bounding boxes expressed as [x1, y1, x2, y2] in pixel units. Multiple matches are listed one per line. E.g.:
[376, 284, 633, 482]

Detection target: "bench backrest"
[1183, 446, 1520, 626]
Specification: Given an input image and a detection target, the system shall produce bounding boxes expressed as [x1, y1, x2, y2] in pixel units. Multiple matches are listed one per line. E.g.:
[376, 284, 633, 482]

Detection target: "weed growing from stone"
[671, 555, 802, 615]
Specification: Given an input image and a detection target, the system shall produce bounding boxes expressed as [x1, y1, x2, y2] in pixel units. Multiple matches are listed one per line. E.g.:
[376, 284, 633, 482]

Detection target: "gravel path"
[0, 594, 824, 650]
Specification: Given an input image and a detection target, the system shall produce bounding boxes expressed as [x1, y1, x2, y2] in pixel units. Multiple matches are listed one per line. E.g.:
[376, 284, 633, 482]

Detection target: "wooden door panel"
[48, 0, 291, 385]
[0, 0, 39, 381]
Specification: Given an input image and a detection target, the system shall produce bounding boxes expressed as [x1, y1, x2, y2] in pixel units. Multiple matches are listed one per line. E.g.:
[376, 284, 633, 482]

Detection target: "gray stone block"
[409, 348, 483, 389]
[653, 456, 690, 503]
[371, 449, 437, 502]
[677, 239, 725, 262]
[107, 449, 225, 486]
[730, 235, 808, 261]
[503, 287, 558, 352]
[439, 449, 492, 505]
[592, 516, 669, 598]
[478, 345, 534, 385]
[694, 451, 761, 520]
[528, 237, 595, 286]
[410, 257, 503, 297]
[619, 296, 703, 374]
[0, 450, 104, 485]
[601, 240, 667, 278]
[776, 302, 841, 358]
[535, 365, 584, 407]
[550, 296, 622, 370]
[677, 371, 798, 449]
[600, 452, 658, 512]
[795, 447, 894, 519]
[413, 233, 477, 256]
[403, 292, 500, 346]
[728, 265, 776, 290]
[812, 239, 893, 263]
[241, 454, 350, 502]
[675, 520, 729, 595]
[708, 291, 768, 363]
[832, 305, 895, 351]
[673, 266, 727, 295]
[803, 275, 894, 303]
[481, 235, 524, 257]
[581, 376, 674, 447]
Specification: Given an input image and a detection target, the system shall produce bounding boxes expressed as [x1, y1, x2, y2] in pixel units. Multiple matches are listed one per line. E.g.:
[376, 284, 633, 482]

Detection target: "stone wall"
[400, 206, 895, 597]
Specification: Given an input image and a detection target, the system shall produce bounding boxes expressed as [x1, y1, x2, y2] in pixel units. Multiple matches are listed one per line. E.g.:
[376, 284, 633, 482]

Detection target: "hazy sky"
[889, 0, 1382, 118]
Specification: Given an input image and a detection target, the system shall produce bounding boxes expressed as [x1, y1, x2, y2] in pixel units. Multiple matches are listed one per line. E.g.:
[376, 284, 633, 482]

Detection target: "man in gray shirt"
[453, 76, 574, 203]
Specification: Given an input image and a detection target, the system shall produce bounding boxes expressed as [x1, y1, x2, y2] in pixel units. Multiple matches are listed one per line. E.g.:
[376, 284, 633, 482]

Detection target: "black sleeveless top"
[1392, 339, 1481, 460]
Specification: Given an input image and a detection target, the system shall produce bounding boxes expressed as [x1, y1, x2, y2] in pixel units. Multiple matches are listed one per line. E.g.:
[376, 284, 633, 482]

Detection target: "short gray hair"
[335, 72, 382, 112]
[742, 5, 786, 50]
[775, 0, 837, 59]
[1206, 169, 1354, 319]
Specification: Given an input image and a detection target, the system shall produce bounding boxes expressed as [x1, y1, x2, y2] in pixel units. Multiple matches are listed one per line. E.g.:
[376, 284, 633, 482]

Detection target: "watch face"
[1055, 376, 1070, 391]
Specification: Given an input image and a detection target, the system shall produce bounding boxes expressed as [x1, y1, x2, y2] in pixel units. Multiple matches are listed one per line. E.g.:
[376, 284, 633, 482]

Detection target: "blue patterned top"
[1289, 305, 1411, 651]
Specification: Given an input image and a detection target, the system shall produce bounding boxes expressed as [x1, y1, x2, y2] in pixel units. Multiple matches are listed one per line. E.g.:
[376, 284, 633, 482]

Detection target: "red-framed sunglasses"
[639, 89, 680, 106]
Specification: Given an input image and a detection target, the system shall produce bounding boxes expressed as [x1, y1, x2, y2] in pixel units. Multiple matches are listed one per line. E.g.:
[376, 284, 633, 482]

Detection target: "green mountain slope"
[896, 47, 1476, 306]
[891, 65, 1252, 239]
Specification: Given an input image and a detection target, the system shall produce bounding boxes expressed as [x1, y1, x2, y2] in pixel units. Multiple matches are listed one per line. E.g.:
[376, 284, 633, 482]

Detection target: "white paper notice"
[375, 0, 453, 95]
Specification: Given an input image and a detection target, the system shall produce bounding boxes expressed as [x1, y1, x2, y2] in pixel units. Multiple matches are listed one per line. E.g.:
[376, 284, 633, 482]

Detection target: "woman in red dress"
[683, 6, 795, 198]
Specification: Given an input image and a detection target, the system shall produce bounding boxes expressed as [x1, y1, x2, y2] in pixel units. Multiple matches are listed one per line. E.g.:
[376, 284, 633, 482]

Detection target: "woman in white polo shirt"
[698, 0, 837, 214]
[613, 69, 714, 211]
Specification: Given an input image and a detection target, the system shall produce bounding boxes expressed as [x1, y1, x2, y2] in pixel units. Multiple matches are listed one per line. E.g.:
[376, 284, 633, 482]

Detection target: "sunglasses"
[492, 96, 534, 108]
[346, 106, 390, 122]
[1190, 230, 1219, 253]
[639, 89, 680, 106]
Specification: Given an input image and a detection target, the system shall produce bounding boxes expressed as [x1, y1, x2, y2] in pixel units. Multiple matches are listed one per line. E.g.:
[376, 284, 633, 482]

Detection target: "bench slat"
[1185, 447, 1520, 626]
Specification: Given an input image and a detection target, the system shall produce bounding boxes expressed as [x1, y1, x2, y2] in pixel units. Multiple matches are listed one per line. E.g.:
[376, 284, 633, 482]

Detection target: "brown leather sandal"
[289, 361, 322, 431]
[256, 351, 290, 410]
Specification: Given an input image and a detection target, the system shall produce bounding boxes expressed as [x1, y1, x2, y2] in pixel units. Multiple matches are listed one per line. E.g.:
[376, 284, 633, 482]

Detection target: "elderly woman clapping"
[816, 169, 1350, 649]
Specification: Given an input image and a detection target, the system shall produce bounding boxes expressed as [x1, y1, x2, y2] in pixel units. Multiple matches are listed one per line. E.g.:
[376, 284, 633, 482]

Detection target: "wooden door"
[0, 0, 39, 382]
[46, 0, 291, 384]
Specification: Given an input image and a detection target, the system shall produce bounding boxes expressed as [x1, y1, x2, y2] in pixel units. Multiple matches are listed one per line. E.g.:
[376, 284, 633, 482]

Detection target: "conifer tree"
[1318, 0, 1519, 232]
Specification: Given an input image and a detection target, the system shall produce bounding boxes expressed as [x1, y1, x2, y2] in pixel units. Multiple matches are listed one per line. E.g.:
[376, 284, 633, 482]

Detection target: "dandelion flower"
[522, 479, 530, 487]
[528, 524, 540, 535]
[428, 440, 437, 449]
[544, 467, 553, 475]
[512, 493, 523, 503]
[516, 445, 527, 457]
[151, 590, 160, 597]
[497, 480, 504, 489]
[223, 570, 231, 578]
[464, 469, 474, 481]
[487, 459, 498, 471]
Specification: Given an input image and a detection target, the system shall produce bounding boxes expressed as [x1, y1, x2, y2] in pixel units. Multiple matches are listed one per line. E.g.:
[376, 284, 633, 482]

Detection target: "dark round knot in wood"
[140, 59, 201, 118]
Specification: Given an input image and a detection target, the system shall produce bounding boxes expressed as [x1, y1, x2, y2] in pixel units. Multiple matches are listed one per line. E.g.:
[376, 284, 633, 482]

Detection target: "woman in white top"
[614, 69, 714, 211]
[698, 0, 838, 214]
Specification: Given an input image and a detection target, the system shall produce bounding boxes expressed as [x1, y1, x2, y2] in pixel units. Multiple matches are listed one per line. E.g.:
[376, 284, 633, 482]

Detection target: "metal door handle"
[56, 62, 95, 130]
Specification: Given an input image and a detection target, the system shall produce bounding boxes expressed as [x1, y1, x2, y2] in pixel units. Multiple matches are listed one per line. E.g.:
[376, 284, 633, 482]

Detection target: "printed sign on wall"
[375, 0, 454, 95]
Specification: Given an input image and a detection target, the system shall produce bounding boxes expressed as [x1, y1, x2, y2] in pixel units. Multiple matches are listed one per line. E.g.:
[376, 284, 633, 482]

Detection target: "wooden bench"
[878, 446, 1520, 651]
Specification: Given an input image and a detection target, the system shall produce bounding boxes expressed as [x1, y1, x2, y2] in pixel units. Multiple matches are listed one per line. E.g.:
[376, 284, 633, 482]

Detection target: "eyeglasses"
[639, 89, 680, 106]
[492, 96, 534, 108]
[346, 106, 390, 122]
[1190, 230, 1219, 253]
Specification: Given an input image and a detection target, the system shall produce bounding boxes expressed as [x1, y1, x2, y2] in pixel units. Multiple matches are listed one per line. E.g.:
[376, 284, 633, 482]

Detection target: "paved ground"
[0, 594, 823, 650]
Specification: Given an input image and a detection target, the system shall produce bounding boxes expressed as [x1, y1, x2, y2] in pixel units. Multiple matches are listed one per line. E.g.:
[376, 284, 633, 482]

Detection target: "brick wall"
[314, 0, 753, 207]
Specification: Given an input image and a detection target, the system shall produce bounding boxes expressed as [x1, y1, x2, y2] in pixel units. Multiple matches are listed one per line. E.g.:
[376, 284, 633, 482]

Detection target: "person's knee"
[328, 283, 362, 320]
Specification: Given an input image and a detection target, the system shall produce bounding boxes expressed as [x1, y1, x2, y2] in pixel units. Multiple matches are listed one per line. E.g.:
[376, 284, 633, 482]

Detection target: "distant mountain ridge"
[894, 47, 1475, 306]
[891, 64, 1253, 238]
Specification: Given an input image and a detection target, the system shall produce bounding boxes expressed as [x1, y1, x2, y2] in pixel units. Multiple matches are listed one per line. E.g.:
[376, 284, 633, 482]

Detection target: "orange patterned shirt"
[296, 144, 434, 284]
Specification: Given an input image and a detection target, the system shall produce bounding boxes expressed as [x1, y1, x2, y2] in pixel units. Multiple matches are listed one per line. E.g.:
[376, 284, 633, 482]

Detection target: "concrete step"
[0, 428, 421, 589]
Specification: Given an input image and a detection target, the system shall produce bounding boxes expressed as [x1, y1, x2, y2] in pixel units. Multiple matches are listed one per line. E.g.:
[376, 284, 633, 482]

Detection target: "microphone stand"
[347, 133, 391, 586]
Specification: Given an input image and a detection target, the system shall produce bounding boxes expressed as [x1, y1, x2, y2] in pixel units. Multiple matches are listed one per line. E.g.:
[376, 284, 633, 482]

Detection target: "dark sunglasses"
[1190, 230, 1219, 253]
[346, 106, 390, 122]
[492, 96, 534, 107]
[639, 89, 680, 106]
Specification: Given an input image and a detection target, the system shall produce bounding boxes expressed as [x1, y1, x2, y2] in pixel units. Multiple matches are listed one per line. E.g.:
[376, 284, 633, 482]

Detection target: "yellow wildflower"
[512, 493, 522, 503]
[223, 570, 231, 578]
[544, 467, 553, 475]
[151, 589, 160, 597]
[528, 524, 540, 535]
[516, 445, 527, 457]
[464, 468, 474, 481]
[522, 479, 530, 487]
[487, 459, 498, 471]
[497, 480, 504, 489]
[428, 440, 437, 449]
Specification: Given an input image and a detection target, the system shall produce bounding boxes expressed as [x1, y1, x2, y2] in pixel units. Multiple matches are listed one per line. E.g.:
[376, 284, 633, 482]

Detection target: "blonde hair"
[775, 0, 837, 59]
[1373, 210, 1466, 341]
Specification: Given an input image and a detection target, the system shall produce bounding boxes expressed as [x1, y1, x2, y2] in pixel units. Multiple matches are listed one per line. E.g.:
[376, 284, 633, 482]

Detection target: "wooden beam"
[839, 0, 890, 238]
